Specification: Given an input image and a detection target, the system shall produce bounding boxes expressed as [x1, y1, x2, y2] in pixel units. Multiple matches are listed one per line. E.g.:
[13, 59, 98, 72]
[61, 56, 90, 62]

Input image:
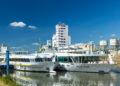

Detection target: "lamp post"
[6, 51, 9, 75]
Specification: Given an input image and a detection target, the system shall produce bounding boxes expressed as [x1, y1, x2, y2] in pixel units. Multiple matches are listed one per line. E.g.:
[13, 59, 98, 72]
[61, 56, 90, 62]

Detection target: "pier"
[0, 51, 14, 71]
[0, 65, 14, 70]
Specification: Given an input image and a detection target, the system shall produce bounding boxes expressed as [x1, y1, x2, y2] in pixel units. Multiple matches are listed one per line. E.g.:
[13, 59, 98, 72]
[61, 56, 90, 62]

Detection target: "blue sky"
[0, 0, 120, 52]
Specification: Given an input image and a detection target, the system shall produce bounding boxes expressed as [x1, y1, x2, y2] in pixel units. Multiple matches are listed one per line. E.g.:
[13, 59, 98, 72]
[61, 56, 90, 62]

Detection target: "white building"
[110, 38, 120, 49]
[47, 40, 52, 47]
[109, 38, 120, 56]
[100, 40, 108, 50]
[1, 43, 8, 54]
[42, 40, 52, 50]
[52, 23, 71, 48]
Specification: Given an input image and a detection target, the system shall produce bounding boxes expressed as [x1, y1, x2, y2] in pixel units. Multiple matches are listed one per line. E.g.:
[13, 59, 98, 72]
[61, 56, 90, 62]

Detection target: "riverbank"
[0, 75, 21, 86]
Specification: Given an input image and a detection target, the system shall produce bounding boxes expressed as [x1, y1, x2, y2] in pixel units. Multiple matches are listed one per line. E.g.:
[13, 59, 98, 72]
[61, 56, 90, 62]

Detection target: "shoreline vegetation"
[113, 55, 120, 67]
[0, 75, 21, 86]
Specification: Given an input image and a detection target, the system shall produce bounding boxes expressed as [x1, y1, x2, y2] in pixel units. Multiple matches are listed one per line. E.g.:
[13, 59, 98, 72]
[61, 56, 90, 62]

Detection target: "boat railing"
[87, 61, 108, 64]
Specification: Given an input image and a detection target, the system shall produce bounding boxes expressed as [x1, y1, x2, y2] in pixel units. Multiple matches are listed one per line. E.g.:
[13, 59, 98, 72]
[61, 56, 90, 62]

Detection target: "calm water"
[6, 71, 120, 86]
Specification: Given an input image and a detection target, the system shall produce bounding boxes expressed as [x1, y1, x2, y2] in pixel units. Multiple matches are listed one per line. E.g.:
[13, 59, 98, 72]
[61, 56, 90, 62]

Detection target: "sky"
[0, 0, 120, 52]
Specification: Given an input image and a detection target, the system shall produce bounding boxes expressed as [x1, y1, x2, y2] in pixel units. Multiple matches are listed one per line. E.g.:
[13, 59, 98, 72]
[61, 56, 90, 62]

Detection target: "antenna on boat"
[38, 37, 42, 53]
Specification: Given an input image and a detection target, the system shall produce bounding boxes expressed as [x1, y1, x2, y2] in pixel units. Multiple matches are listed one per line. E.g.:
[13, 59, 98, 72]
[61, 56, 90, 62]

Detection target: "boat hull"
[10, 62, 56, 73]
[55, 63, 116, 73]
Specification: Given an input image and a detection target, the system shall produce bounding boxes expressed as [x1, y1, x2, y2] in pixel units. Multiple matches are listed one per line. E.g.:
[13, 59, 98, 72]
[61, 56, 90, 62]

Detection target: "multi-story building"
[52, 23, 71, 48]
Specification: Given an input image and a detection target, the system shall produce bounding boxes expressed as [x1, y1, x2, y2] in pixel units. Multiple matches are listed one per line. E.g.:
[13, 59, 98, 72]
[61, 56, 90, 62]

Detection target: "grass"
[0, 75, 21, 86]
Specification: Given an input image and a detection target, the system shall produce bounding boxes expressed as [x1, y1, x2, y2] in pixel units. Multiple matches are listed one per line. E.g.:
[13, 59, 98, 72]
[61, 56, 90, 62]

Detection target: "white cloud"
[10, 22, 26, 27]
[111, 34, 116, 37]
[32, 43, 39, 45]
[28, 25, 37, 29]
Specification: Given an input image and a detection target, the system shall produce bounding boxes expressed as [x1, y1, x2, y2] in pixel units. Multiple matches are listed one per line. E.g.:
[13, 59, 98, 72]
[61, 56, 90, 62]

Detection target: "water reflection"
[11, 71, 55, 86]
[10, 71, 120, 86]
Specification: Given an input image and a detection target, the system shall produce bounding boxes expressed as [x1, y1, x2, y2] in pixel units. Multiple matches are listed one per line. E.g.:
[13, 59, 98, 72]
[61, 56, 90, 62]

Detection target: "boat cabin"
[55, 53, 108, 64]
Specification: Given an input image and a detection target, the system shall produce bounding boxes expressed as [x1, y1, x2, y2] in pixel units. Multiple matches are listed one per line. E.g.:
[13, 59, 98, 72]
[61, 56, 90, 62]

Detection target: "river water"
[7, 71, 120, 86]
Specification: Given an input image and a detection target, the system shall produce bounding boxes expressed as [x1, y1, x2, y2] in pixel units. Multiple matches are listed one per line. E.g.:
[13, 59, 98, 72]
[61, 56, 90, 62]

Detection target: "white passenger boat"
[54, 52, 117, 73]
[0, 51, 57, 73]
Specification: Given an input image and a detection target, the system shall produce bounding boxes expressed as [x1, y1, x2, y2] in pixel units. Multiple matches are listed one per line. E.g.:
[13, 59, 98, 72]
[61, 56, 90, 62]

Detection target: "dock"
[0, 65, 14, 70]
[0, 51, 14, 71]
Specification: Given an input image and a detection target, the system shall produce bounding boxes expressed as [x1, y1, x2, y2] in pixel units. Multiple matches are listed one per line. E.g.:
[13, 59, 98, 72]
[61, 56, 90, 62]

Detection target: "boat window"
[69, 57, 72, 63]
[56, 57, 69, 63]
[14, 58, 17, 61]
[64, 57, 68, 62]
[9, 58, 30, 62]
[35, 58, 42, 62]
[58, 57, 63, 62]
[55, 57, 58, 62]
[48, 58, 52, 61]
[45, 58, 48, 61]
[19, 58, 21, 62]
[21, 59, 24, 62]
[0, 58, 3, 61]
[73, 57, 79, 63]
[30, 59, 35, 62]
[26, 59, 30, 62]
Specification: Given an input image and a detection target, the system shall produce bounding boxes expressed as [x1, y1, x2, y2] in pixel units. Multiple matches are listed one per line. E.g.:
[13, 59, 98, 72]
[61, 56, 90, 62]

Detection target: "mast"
[89, 41, 93, 54]
[38, 37, 42, 53]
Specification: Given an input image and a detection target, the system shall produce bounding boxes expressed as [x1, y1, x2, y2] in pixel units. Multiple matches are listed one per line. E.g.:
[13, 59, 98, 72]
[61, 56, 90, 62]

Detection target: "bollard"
[6, 51, 9, 71]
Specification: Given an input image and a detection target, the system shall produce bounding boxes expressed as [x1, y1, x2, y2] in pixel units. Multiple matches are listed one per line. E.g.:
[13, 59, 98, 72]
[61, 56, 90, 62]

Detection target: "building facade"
[52, 23, 71, 48]
[110, 38, 120, 49]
